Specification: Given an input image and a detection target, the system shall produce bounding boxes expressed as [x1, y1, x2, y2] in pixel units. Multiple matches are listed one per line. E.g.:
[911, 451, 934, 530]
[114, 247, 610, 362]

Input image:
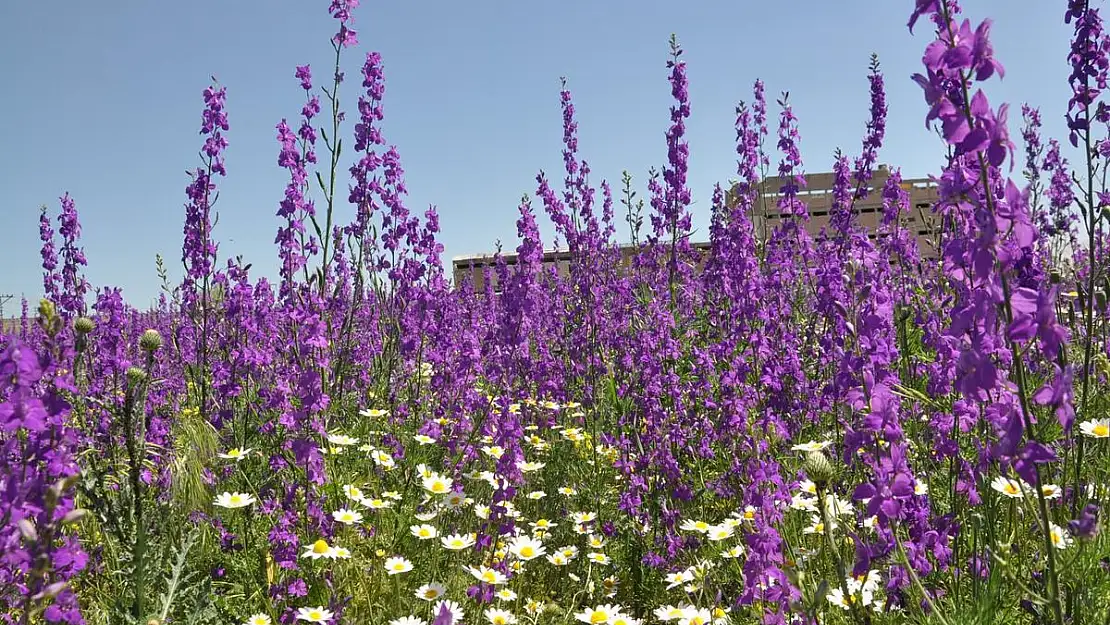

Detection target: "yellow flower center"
[312, 540, 330, 554]
[590, 611, 608, 624]
[520, 546, 534, 558]
[1004, 483, 1019, 495]
[1095, 423, 1109, 437]
[493, 618, 507, 625]
[482, 571, 497, 583]
[424, 589, 438, 599]
[308, 611, 323, 619]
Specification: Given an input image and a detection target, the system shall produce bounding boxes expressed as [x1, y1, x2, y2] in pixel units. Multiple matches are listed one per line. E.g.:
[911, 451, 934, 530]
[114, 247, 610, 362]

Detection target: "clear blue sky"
[0, 1, 1074, 308]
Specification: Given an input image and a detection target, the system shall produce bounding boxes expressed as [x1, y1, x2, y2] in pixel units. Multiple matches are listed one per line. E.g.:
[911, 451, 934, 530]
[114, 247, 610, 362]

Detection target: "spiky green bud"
[126, 366, 147, 386]
[139, 329, 163, 353]
[73, 317, 95, 335]
[803, 451, 837, 487]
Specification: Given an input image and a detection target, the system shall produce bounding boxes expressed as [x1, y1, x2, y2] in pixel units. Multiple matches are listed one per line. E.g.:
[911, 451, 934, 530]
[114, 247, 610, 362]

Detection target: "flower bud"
[1097, 290, 1107, 311]
[126, 366, 148, 386]
[1049, 270, 1061, 284]
[139, 329, 163, 353]
[37, 299, 56, 322]
[73, 317, 95, 335]
[803, 451, 837, 487]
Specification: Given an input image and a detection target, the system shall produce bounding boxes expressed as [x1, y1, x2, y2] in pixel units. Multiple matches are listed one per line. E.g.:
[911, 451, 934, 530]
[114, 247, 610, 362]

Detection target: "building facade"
[451, 166, 940, 291]
[741, 165, 941, 257]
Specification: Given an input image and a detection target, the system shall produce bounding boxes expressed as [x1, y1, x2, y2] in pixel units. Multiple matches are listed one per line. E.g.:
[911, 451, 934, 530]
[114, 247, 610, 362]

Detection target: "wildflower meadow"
[5, 1, 1110, 624]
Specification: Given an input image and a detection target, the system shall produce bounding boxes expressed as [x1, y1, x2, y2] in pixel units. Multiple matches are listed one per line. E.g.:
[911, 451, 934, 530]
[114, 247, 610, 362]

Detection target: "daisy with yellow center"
[422, 473, 454, 495]
[574, 605, 622, 625]
[371, 450, 395, 469]
[385, 556, 414, 575]
[465, 565, 508, 585]
[485, 608, 517, 625]
[496, 589, 517, 601]
[654, 606, 687, 622]
[791, 440, 832, 452]
[679, 608, 713, 625]
[482, 445, 505, 459]
[546, 553, 569, 566]
[301, 539, 338, 560]
[365, 498, 393, 510]
[990, 476, 1025, 499]
[295, 607, 334, 623]
[214, 492, 256, 509]
[414, 434, 437, 445]
[332, 508, 363, 525]
[441, 533, 476, 550]
[359, 408, 390, 418]
[720, 545, 744, 559]
[415, 583, 446, 601]
[245, 615, 271, 625]
[679, 519, 711, 533]
[587, 552, 611, 565]
[410, 524, 439, 541]
[707, 525, 735, 541]
[1041, 484, 1063, 499]
[218, 448, 252, 462]
[326, 433, 359, 446]
[1049, 523, 1073, 550]
[1080, 419, 1110, 438]
[509, 536, 545, 560]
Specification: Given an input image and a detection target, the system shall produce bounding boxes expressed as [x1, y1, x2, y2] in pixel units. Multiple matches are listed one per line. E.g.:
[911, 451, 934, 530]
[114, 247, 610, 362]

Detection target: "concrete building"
[451, 166, 940, 291]
[741, 165, 941, 257]
[451, 241, 713, 293]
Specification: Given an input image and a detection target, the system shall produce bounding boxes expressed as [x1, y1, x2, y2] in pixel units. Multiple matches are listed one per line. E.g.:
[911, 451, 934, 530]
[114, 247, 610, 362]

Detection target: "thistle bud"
[139, 329, 163, 353]
[126, 366, 147, 386]
[803, 451, 837, 487]
[73, 317, 95, 335]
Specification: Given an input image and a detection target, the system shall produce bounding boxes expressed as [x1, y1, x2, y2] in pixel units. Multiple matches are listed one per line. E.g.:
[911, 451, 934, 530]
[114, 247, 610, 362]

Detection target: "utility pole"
[0, 294, 13, 331]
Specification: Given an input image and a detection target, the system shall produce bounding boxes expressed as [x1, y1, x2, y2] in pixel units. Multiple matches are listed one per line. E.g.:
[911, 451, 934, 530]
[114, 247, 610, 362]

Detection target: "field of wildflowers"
[4, 0, 1110, 623]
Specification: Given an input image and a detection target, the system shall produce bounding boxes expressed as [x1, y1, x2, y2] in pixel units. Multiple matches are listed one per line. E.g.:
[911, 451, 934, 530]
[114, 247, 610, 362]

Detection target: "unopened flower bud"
[1101, 205, 1110, 223]
[139, 329, 163, 353]
[1097, 290, 1107, 311]
[1049, 270, 1061, 284]
[126, 366, 147, 386]
[37, 299, 56, 322]
[73, 317, 95, 335]
[803, 451, 837, 487]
